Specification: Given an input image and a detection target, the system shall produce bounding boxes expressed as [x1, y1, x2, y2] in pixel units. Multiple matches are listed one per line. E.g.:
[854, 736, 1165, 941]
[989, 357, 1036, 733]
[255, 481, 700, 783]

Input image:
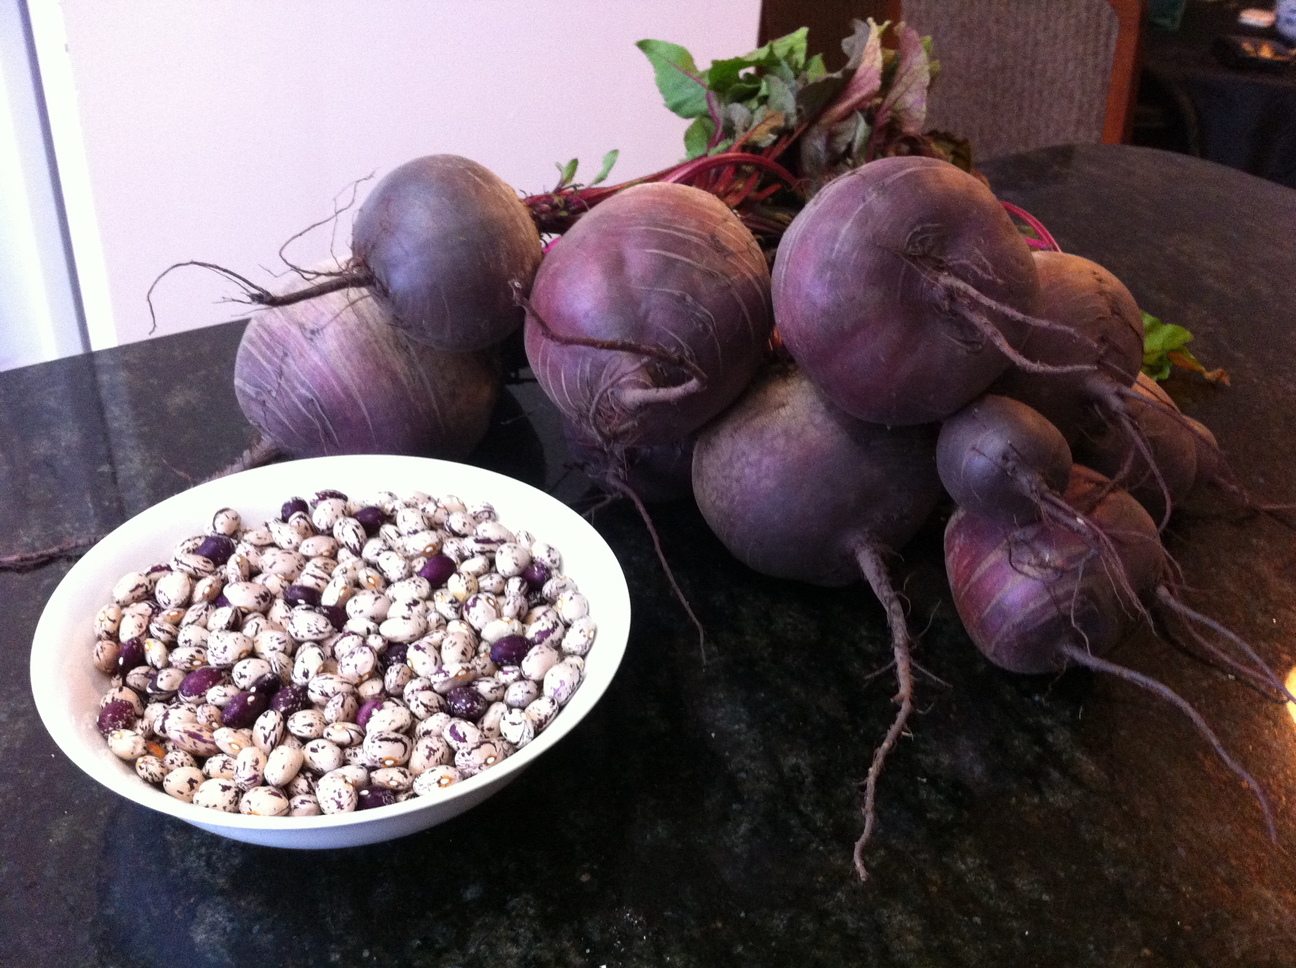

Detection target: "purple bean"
[445, 686, 489, 722]
[97, 699, 137, 735]
[221, 690, 270, 729]
[116, 637, 147, 675]
[353, 506, 386, 536]
[321, 604, 348, 630]
[196, 534, 235, 565]
[179, 666, 226, 701]
[248, 673, 283, 697]
[418, 554, 457, 587]
[490, 635, 529, 666]
[269, 683, 311, 716]
[357, 786, 399, 810]
[521, 561, 550, 590]
[384, 643, 409, 668]
[281, 497, 309, 519]
[283, 584, 321, 608]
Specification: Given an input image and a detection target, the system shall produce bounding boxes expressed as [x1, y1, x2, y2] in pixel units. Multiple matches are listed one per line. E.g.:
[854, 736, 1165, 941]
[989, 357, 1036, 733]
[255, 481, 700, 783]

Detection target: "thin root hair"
[1060, 641, 1278, 844]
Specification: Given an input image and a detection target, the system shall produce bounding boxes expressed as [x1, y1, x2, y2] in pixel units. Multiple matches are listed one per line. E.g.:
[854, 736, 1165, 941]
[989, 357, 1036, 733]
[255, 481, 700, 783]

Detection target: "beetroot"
[936, 394, 1072, 526]
[524, 182, 773, 452]
[937, 394, 1148, 612]
[944, 465, 1277, 838]
[944, 468, 1156, 675]
[692, 363, 942, 878]
[992, 251, 1145, 437]
[987, 251, 1202, 528]
[350, 154, 543, 351]
[234, 288, 500, 459]
[771, 156, 1043, 425]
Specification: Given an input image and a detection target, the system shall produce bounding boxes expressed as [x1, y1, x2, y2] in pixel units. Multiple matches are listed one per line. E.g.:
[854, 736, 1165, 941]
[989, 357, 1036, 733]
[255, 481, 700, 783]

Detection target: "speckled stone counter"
[4, 145, 1295, 967]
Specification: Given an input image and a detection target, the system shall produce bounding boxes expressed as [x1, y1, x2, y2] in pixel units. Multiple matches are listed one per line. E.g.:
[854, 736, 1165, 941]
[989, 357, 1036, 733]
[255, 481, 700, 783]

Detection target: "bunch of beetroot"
[216, 146, 1285, 882]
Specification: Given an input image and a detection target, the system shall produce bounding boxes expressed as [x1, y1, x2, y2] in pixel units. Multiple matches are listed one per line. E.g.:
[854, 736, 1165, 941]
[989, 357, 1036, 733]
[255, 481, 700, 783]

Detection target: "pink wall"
[53, 0, 761, 347]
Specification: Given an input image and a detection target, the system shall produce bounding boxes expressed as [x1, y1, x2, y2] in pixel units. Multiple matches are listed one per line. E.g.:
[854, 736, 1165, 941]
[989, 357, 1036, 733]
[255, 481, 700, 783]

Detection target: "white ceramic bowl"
[30, 455, 630, 848]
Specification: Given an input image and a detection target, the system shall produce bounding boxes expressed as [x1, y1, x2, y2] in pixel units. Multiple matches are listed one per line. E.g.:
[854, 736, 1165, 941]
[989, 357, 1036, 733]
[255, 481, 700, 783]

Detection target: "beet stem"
[852, 542, 916, 882]
[1000, 201, 1062, 252]
[1059, 642, 1278, 844]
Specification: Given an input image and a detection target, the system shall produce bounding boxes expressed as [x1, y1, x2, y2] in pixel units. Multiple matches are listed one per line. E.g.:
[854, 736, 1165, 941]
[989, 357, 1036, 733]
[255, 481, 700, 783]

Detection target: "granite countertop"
[3, 144, 1295, 967]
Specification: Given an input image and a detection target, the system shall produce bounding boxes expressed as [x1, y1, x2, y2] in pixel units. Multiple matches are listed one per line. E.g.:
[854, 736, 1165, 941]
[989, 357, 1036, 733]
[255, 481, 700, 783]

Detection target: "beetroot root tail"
[606, 476, 707, 658]
[852, 542, 917, 881]
[1154, 585, 1296, 705]
[0, 533, 105, 572]
[202, 436, 284, 484]
[1060, 642, 1277, 844]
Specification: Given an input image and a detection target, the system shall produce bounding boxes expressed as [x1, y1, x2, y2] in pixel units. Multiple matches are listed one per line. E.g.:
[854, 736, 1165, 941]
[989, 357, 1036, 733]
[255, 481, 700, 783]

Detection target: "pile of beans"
[90, 488, 596, 817]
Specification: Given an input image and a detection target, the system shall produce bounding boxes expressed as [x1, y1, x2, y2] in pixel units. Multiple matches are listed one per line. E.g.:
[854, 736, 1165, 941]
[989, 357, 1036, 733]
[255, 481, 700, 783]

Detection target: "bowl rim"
[30, 454, 630, 835]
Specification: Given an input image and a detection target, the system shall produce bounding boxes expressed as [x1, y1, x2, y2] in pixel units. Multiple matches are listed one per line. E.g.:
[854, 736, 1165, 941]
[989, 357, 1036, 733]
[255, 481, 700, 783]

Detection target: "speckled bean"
[162, 766, 205, 801]
[239, 785, 290, 816]
[263, 745, 304, 787]
[412, 765, 462, 795]
[191, 778, 240, 812]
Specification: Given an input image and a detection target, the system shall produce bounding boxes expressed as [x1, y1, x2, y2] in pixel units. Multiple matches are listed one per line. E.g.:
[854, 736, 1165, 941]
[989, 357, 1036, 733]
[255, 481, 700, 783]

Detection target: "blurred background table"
[1136, 0, 1296, 187]
[4, 143, 1296, 967]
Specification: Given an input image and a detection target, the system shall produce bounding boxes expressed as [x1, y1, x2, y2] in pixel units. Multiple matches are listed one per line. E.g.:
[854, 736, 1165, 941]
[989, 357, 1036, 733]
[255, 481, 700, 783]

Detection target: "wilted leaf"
[877, 24, 932, 136]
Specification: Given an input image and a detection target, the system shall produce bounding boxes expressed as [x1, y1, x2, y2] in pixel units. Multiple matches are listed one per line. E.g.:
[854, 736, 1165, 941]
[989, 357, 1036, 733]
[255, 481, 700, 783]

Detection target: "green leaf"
[1143, 312, 1194, 356]
[683, 116, 715, 159]
[764, 26, 809, 70]
[1141, 311, 1196, 379]
[636, 39, 709, 118]
[729, 26, 808, 72]
[554, 158, 579, 189]
[704, 56, 753, 97]
[590, 149, 619, 186]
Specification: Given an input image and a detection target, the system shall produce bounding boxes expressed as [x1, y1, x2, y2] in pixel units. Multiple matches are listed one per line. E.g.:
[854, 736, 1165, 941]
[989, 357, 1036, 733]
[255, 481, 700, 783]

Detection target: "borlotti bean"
[88, 488, 599, 816]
